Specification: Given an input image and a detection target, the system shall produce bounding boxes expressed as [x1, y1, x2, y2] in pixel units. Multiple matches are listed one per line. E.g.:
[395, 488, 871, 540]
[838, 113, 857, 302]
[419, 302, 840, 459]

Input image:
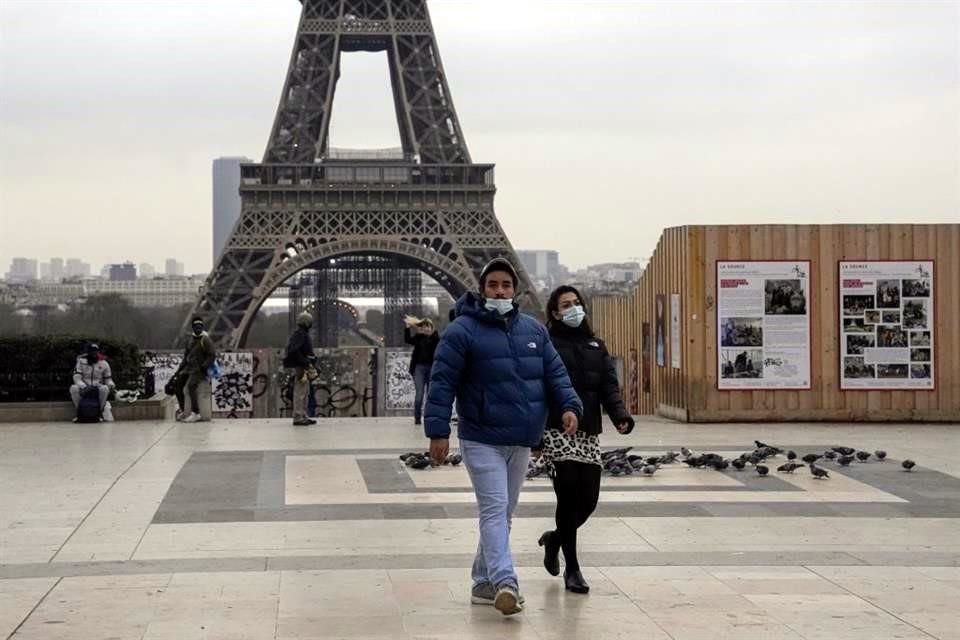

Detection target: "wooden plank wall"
[593, 224, 960, 422]
[593, 226, 690, 418]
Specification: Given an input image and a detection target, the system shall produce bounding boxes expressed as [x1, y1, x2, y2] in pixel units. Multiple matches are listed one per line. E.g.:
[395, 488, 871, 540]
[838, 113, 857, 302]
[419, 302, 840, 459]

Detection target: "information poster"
[839, 261, 934, 389]
[670, 293, 681, 369]
[655, 294, 666, 367]
[717, 261, 811, 389]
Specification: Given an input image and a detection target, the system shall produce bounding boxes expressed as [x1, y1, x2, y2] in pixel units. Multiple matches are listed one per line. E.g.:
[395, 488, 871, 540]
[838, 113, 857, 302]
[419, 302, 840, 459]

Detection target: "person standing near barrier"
[172, 317, 217, 423]
[535, 285, 634, 594]
[424, 258, 582, 616]
[404, 316, 439, 426]
[283, 311, 317, 426]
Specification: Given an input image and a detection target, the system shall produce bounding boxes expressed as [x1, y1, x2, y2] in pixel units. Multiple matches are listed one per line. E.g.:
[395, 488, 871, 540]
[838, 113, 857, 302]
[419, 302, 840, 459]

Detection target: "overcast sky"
[1, 1, 957, 275]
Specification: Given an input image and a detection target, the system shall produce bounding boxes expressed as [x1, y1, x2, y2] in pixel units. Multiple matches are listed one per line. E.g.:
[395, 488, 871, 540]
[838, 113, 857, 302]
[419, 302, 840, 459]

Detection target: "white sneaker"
[102, 405, 114, 422]
[182, 413, 203, 423]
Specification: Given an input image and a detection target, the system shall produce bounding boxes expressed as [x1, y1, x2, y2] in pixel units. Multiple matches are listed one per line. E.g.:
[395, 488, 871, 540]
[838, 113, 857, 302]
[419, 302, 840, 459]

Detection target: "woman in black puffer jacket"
[536, 285, 635, 594]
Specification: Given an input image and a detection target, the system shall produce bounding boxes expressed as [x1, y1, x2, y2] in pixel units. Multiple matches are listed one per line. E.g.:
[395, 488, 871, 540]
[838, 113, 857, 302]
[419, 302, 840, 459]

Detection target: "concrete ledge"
[0, 394, 177, 423]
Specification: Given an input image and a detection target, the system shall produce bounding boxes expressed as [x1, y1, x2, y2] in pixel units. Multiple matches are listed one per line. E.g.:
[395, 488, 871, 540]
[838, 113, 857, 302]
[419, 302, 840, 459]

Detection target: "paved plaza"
[1, 416, 959, 639]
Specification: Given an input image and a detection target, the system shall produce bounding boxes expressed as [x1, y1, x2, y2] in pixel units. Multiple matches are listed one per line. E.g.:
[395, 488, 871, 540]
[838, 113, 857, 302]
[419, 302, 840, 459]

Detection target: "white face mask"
[561, 305, 586, 327]
[484, 298, 514, 315]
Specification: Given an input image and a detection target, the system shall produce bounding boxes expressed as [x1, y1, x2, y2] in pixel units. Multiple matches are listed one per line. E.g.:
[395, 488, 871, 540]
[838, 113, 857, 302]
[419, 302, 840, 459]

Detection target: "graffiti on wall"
[146, 347, 377, 419]
[212, 352, 254, 417]
[385, 350, 415, 410]
[143, 351, 183, 396]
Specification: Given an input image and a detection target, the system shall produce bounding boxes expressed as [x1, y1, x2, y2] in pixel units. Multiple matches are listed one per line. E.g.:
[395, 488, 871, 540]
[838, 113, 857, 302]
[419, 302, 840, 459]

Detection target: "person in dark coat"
[536, 285, 634, 595]
[283, 311, 317, 426]
[171, 317, 217, 423]
[404, 317, 439, 425]
[425, 258, 582, 616]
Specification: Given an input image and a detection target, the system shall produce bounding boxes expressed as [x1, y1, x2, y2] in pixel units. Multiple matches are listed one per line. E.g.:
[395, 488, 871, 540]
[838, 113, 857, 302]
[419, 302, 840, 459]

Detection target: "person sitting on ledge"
[69, 342, 115, 422]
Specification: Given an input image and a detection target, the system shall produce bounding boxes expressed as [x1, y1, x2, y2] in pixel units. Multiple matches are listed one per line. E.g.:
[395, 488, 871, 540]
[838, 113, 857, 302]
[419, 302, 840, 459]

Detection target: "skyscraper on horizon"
[212, 156, 252, 266]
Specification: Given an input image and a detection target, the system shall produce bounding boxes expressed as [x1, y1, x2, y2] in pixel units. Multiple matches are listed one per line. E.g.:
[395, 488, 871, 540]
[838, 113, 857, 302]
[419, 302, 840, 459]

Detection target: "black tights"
[551, 460, 601, 572]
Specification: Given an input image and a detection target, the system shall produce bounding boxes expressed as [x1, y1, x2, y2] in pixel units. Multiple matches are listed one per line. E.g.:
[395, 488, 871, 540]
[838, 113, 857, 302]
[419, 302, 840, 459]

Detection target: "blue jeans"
[413, 364, 431, 421]
[460, 438, 530, 590]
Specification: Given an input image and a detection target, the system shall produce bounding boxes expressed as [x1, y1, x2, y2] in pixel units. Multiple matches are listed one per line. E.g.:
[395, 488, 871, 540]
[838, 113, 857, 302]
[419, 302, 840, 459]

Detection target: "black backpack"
[75, 386, 102, 423]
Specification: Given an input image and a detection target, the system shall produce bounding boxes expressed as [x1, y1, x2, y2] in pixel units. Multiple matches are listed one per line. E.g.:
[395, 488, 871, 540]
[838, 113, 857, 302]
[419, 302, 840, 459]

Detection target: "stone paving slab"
[2, 417, 959, 639]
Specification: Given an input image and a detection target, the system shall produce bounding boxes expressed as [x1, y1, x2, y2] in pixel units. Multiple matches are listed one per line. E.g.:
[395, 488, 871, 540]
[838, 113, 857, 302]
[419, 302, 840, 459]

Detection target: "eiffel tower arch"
[187, 0, 538, 348]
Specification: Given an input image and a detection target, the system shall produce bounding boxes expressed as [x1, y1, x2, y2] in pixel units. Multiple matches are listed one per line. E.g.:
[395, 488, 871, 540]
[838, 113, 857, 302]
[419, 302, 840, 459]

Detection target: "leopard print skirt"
[541, 428, 602, 467]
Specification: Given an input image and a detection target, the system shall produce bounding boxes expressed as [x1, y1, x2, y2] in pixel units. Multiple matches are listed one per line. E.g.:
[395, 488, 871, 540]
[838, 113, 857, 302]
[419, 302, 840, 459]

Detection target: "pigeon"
[875, 450, 887, 461]
[712, 459, 730, 471]
[809, 464, 829, 479]
[447, 454, 462, 466]
[399, 452, 417, 462]
[777, 462, 803, 473]
[641, 464, 659, 476]
[856, 451, 871, 462]
[408, 456, 431, 470]
[756, 464, 770, 476]
[786, 450, 797, 461]
[661, 452, 680, 464]
[731, 459, 747, 471]
[602, 447, 633, 460]
[823, 450, 838, 460]
[801, 453, 823, 464]
[755, 440, 783, 453]
[832, 446, 856, 456]
[902, 459, 917, 472]
[681, 447, 694, 459]
[748, 452, 767, 465]
[837, 455, 855, 466]
[702, 453, 725, 466]
[684, 455, 707, 468]
[627, 454, 645, 463]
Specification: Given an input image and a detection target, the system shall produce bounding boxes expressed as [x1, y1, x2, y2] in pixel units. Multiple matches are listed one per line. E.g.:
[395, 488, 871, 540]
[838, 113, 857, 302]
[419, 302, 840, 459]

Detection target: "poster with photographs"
[716, 261, 811, 389]
[839, 261, 934, 389]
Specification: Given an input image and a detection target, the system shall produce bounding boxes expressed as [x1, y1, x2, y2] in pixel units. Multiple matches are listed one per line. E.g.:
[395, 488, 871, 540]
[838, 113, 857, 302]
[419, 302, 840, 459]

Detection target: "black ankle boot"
[538, 531, 560, 576]
[564, 569, 589, 594]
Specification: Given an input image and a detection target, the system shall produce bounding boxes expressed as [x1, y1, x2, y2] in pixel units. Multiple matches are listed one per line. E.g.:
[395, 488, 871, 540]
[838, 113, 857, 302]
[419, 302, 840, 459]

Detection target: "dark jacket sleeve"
[423, 321, 471, 439]
[541, 329, 583, 419]
[599, 342, 631, 425]
[200, 335, 217, 371]
[404, 327, 417, 346]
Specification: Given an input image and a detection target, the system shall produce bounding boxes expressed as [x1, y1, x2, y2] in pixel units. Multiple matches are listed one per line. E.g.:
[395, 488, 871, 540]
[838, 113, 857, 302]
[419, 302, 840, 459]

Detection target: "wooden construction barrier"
[592, 224, 960, 422]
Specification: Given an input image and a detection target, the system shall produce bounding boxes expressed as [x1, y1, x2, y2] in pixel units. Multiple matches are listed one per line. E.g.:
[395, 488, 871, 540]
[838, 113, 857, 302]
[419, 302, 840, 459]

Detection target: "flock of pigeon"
[527, 440, 919, 480]
[398, 451, 462, 469]
[399, 440, 920, 480]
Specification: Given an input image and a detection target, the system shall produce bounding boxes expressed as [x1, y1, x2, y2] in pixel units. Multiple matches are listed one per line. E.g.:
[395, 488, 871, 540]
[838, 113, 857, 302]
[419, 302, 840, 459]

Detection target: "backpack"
[75, 386, 102, 423]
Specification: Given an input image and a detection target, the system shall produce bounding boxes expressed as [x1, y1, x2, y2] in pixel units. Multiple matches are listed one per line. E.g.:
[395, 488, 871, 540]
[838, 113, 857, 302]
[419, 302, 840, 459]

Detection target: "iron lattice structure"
[186, 0, 537, 347]
[288, 256, 423, 347]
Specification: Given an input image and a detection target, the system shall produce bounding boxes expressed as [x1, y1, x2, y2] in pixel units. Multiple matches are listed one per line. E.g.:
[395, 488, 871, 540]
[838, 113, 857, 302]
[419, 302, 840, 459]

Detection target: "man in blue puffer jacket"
[425, 257, 582, 616]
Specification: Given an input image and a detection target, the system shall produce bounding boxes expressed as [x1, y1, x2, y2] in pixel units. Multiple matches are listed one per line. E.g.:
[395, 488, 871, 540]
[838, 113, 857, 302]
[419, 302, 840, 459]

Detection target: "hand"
[531, 449, 542, 459]
[561, 411, 578, 435]
[429, 438, 449, 466]
[616, 416, 635, 434]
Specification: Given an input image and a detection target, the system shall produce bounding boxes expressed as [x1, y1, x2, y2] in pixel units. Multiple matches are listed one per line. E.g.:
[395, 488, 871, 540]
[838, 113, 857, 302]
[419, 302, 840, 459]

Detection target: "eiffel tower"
[188, 0, 538, 348]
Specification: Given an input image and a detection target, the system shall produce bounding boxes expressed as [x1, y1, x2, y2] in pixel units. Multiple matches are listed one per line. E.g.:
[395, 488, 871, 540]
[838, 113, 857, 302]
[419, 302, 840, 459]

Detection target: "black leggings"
[551, 460, 602, 572]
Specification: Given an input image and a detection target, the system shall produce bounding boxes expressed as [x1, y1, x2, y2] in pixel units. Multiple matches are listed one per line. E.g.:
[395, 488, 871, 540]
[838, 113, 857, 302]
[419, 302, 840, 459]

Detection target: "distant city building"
[5, 258, 38, 283]
[213, 156, 253, 264]
[7, 276, 205, 308]
[39, 262, 51, 281]
[569, 261, 643, 294]
[108, 262, 137, 282]
[165, 258, 185, 277]
[49, 257, 64, 281]
[517, 249, 559, 280]
[139, 263, 156, 279]
[65, 258, 90, 278]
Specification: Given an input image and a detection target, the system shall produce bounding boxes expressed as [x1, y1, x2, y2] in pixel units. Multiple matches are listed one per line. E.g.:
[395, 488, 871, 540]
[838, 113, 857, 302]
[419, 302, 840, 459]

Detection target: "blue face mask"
[484, 298, 514, 315]
[561, 305, 586, 327]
